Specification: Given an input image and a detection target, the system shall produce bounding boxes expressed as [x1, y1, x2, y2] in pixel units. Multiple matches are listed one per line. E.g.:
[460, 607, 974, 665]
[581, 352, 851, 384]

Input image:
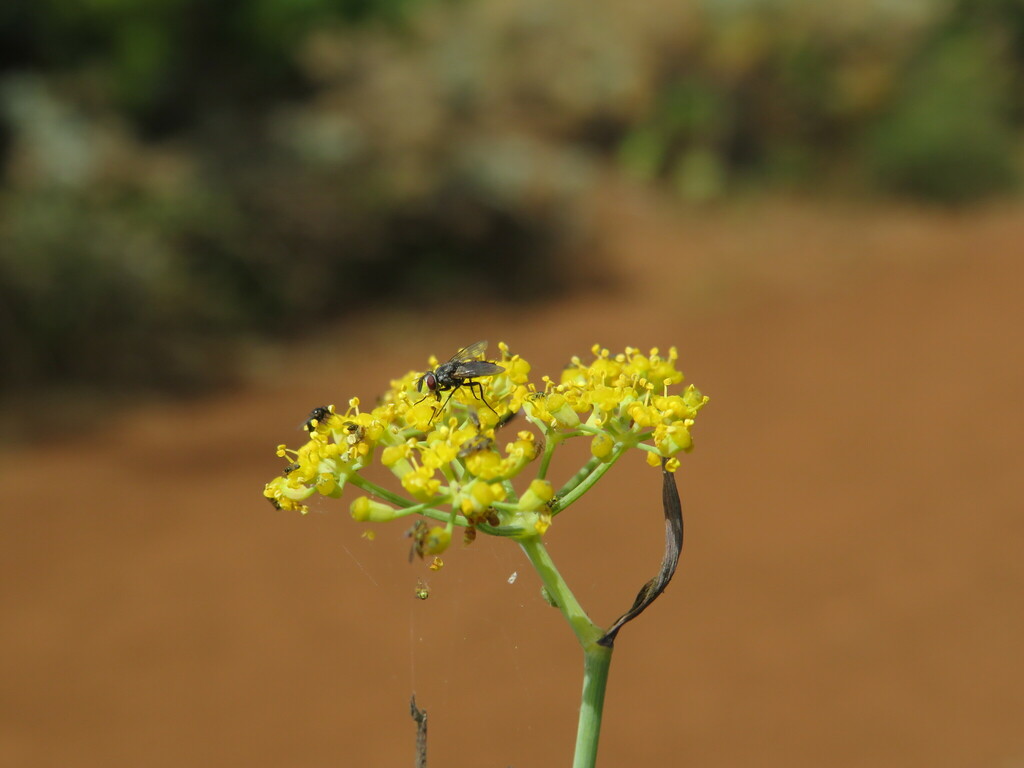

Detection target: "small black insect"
[303, 405, 332, 432]
[416, 341, 505, 423]
[458, 433, 494, 458]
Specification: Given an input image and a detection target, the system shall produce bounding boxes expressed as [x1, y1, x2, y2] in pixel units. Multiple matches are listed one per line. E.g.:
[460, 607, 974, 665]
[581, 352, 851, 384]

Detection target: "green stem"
[519, 536, 599, 645]
[536, 431, 559, 480]
[519, 536, 613, 768]
[347, 474, 417, 508]
[347, 476, 466, 529]
[557, 455, 601, 497]
[502, 479, 520, 504]
[555, 442, 628, 513]
[574, 644, 612, 768]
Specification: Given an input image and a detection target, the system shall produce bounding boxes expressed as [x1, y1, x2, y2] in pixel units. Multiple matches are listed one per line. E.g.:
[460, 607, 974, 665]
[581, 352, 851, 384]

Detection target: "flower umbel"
[264, 343, 707, 548]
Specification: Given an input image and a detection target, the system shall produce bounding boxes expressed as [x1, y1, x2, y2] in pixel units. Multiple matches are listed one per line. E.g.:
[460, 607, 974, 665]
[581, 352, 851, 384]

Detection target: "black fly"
[415, 341, 505, 424]
[302, 405, 332, 432]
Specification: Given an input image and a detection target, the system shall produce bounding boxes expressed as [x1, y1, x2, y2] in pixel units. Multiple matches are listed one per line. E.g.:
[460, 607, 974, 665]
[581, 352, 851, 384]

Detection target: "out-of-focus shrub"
[864, 18, 1019, 201]
[0, 0, 424, 134]
[2, 0, 1024, 405]
[614, 1, 1022, 200]
[0, 53, 594, 398]
[0, 192, 235, 394]
[615, 2, 934, 197]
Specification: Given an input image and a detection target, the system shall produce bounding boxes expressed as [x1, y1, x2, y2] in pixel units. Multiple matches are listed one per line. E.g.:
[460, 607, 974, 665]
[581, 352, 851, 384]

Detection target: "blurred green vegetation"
[2, 0, 1023, 403]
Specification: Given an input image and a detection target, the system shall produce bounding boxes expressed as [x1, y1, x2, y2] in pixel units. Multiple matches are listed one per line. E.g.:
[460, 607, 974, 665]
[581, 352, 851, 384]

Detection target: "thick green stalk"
[518, 536, 613, 768]
[574, 644, 612, 768]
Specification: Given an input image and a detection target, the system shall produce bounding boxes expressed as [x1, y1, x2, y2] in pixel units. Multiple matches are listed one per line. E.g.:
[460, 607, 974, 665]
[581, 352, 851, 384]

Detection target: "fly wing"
[451, 360, 505, 379]
[448, 340, 489, 364]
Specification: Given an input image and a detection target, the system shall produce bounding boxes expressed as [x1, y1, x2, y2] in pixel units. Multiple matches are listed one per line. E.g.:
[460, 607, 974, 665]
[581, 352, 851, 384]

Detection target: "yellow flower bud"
[459, 479, 498, 515]
[315, 472, 340, 497]
[350, 496, 400, 522]
[519, 479, 555, 511]
[544, 393, 580, 428]
[422, 526, 451, 555]
[591, 432, 615, 461]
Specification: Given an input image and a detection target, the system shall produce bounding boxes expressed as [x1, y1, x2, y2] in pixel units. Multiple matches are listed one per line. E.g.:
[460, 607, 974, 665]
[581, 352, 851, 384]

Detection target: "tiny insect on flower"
[302, 405, 334, 432]
[406, 520, 429, 562]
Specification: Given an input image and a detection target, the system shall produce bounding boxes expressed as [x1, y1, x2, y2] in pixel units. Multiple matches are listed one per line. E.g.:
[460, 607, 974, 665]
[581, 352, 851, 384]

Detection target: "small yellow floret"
[405, 401, 436, 432]
[401, 466, 442, 500]
[544, 393, 580, 428]
[519, 478, 554, 511]
[381, 443, 412, 467]
[627, 401, 662, 427]
[422, 442, 458, 469]
[591, 432, 615, 461]
[505, 357, 532, 383]
[683, 385, 709, 412]
[459, 479, 499, 514]
[589, 385, 622, 413]
[464, 449, 503, 480]
[655, 420, 694, 456]
[316, 473, 340, 496]
[423, 526, 451, 555]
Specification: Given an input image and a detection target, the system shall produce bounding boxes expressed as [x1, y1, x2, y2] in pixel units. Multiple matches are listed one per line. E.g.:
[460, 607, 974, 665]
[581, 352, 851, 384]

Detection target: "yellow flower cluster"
[263, 343, 707, 558]
[525, 345, 708, 471]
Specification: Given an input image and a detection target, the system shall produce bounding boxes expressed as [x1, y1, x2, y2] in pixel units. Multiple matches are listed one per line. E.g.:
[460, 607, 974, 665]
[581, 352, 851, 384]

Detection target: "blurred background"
[2, 0, 1023, 765]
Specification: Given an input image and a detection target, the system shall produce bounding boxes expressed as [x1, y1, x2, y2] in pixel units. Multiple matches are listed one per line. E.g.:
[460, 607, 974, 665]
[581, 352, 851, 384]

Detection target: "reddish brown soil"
[3, 186, 1023, 767]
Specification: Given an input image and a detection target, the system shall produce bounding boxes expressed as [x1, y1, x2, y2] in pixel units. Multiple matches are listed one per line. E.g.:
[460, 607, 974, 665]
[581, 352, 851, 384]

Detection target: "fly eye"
[425, 373, 436, 390]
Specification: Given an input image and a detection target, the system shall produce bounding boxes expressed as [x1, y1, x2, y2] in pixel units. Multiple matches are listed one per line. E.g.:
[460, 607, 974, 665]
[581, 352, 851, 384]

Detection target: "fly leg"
[466, 380, 499, 415]
[429, 388, 458, 425]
